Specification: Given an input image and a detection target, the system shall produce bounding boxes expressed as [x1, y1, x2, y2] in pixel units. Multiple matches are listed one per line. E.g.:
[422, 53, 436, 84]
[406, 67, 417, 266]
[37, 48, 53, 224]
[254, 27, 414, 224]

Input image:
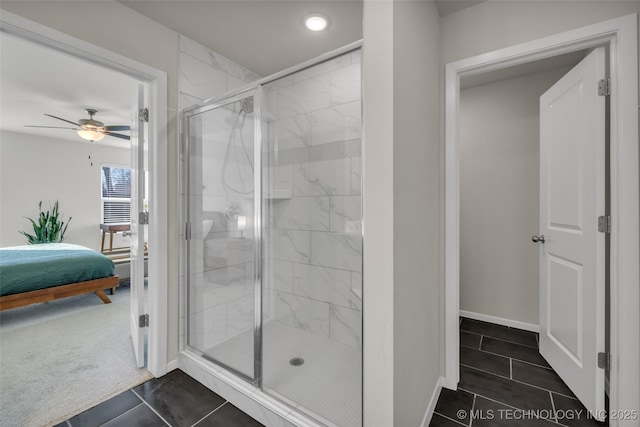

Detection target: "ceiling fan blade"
[106, 132, 130, 141]
[105, 125, 130, 131]
[24, 125, 76, 129]
[44, 113, 80, 126]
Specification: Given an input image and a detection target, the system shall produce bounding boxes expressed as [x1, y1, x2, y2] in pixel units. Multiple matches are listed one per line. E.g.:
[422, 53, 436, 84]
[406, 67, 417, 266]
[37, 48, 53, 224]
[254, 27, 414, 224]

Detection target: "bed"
[0, 243, 119, 311]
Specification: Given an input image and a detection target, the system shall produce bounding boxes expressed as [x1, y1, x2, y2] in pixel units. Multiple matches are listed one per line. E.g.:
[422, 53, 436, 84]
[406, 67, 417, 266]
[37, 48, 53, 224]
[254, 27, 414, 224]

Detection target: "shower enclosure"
[183, 44, 362, 426]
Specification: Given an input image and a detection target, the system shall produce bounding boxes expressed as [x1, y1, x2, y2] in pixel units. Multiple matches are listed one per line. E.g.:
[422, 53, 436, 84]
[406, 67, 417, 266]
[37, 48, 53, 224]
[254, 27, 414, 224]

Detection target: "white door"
[130, 83, 146, 368]
[539, 47, 606, 420]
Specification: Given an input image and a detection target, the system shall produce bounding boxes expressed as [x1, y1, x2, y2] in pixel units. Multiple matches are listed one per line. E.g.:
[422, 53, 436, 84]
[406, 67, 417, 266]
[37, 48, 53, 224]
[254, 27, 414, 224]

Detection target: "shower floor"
[204, 321, 361, 427]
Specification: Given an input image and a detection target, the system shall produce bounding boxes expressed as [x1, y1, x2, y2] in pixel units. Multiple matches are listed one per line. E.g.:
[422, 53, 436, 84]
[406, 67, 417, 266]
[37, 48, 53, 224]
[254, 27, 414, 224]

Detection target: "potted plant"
[20, 201, 72, 244]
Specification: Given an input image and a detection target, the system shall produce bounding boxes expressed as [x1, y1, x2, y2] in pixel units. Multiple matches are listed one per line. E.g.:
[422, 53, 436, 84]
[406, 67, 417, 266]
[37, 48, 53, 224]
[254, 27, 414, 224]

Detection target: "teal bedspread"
[0, 243, 115, 297]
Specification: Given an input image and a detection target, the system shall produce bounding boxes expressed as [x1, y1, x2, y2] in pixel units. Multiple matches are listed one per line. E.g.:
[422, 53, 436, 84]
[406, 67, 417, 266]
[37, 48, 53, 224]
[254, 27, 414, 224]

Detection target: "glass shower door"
[261, 50, 363, 426]
[185, 92, 260, 382]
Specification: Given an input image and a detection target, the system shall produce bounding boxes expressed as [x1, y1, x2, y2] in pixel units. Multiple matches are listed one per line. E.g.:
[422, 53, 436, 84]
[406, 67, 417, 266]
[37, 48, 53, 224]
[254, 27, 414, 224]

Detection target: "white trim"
[180, 351, 329, 427]
[0, 10, 170, 378]
[444, 14, 639, 426]
[459, 310, 539, 333]
[166, 359, 179, 373]
[420, 377, 444, 427]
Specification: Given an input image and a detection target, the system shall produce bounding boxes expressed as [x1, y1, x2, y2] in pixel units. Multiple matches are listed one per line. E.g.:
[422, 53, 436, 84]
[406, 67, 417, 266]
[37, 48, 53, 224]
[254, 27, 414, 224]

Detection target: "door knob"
[532, 235, 545, 243]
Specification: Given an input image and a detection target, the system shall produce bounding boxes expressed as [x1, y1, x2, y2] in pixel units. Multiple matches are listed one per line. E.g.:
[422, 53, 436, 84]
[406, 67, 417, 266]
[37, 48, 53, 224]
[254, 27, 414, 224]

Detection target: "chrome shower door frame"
[183, 87, 263, 386]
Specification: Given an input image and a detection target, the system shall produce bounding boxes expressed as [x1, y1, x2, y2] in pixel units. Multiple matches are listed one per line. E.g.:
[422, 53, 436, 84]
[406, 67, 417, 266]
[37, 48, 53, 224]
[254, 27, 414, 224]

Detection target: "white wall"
[362, 0, 442, 425]
[0, 0, 182, 363]
[362, 0, 394, 424]
[459, 67, 570, 326]
[0, 131, 130, 250]
[441, 2, 640, 65]
[442, 1, 640, 420]
[393, 1, 442, 426]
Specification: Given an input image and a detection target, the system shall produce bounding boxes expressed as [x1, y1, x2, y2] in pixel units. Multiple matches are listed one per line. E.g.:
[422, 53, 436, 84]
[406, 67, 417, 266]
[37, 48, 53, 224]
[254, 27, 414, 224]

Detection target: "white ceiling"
[0, 31, 137, 148]
[436, 0, 485, 17]
[0, 0, 485, 145]
[118, 1, 483, 76]
[119, 0, 364, 76]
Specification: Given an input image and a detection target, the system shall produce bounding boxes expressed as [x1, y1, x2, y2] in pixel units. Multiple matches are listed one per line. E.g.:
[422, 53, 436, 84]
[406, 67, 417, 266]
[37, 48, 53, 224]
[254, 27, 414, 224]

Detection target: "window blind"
[101, 166, 131, 224]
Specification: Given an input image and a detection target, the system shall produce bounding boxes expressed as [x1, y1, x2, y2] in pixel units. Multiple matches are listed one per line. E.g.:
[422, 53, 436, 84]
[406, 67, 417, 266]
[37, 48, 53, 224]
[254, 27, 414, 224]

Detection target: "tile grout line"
[549, 390, 560, 425]
[510, 357, 513, 380]
[433, 411, 469, 427]
[466, 346, 550, 370]
[191, 401, 228, 427]
[460, 363, 578, 399]
[472, 333, 539, 349]
[460, 388, 567, 427]
[469, 393, 477, 427]
[511, 356, 556, 371]
[131, 389, 173, 427]
[95, 403, 145, 427]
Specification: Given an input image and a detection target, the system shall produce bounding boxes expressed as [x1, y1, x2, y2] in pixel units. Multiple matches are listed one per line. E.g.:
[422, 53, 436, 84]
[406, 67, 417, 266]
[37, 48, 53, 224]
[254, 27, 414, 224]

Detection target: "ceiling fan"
[25, 109, 130, 142]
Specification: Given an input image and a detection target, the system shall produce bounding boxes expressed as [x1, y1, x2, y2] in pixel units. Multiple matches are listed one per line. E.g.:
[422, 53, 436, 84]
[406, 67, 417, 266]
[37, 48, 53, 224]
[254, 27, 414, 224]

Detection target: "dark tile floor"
[54, 369, 263, 427]
[430, 318, 607, 427]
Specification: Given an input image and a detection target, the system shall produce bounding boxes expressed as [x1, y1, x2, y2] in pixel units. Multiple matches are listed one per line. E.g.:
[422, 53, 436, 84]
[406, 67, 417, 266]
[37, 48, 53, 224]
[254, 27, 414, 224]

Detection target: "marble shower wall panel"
[179, 35, 261, 111]
[263, 49, 362, 348]
[329, 305, 361, 349]
[276, 292, 331, 338]
[271, 197, 330, 231]
[179, 35, 261, 93]
[310, 232, 362, 273]
[293, 158, 353, 197]
[330, 196, 362, 234]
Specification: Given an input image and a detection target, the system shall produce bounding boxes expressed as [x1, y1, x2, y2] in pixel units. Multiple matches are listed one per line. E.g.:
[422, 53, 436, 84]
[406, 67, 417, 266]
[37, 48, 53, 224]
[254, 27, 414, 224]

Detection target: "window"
[101, 165, 131, 224]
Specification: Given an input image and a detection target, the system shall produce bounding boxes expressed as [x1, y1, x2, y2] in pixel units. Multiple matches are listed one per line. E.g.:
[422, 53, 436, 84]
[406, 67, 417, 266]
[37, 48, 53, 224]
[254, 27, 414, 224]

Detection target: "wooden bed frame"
[0, 276, 119, 311]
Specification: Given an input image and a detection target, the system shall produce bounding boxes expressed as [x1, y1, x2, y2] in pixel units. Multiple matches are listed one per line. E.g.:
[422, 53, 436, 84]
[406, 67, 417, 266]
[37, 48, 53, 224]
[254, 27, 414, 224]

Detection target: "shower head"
[240, 98, 254, 114]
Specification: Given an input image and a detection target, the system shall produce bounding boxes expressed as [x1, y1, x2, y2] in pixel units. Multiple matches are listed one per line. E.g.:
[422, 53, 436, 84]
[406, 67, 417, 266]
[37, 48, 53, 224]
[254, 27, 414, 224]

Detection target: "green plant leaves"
[20, 200, 72, 244]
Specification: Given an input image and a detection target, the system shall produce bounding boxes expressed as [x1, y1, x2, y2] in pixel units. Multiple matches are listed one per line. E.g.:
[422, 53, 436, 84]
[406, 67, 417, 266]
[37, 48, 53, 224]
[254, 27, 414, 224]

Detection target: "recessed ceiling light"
[305, 15, 328, 32]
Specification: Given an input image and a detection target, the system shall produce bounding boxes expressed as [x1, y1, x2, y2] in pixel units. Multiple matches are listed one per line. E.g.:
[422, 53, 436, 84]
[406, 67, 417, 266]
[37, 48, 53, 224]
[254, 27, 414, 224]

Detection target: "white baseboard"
[421, 376, 444, 427]
[459, 310, 539, 333]
[166, 359, 179, 373]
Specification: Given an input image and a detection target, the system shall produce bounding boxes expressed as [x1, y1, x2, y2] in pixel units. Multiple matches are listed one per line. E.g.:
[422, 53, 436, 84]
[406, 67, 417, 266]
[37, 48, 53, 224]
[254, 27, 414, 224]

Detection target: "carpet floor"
[0, 283, 152, 427]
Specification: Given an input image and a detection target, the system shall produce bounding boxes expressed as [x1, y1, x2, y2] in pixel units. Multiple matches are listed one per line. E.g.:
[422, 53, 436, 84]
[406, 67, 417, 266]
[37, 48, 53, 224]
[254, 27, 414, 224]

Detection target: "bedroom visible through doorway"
[0, 30, 152, 425]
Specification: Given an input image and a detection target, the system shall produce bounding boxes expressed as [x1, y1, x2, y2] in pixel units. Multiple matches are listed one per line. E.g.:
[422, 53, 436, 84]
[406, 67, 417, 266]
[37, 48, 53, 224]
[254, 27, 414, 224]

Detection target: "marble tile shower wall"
[263, 49, 362, 349]
[179, 35, 261, 352]
[178, 35, 261, 111]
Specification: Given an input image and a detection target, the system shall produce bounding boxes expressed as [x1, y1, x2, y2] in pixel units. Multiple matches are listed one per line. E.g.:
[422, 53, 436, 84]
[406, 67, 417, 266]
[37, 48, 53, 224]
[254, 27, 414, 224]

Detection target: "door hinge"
[597, 352, 609, 370]
[180, 134, 186, 155]
[139, 108, 149, 123]
[598, 78, 611, 96]
[185, 222, 192, 241]
[139, 211, 149, 225]
[139, 313, 149, 328]
[597, 215, 611, 233]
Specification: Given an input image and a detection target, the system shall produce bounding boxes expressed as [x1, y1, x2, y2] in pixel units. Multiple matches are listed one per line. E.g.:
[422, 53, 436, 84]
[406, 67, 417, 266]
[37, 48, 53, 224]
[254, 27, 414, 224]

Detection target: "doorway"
[0, 8, 169, 424]
[444, 14, 639, 426]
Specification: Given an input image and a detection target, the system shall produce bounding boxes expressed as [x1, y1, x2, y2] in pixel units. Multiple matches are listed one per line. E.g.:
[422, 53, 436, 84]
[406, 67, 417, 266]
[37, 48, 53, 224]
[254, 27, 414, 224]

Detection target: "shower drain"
[289, 357, 305, 367]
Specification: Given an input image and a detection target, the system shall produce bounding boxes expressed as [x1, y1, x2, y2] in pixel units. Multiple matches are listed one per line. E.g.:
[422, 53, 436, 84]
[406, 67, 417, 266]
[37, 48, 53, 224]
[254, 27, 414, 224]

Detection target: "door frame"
[444, 13, 638, 423]
[0, 10, 170, 377]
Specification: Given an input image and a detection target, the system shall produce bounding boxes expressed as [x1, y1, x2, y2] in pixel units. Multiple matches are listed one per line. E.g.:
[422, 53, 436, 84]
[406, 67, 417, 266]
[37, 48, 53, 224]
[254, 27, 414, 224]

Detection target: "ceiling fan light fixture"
[77, 128, 105, 142]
